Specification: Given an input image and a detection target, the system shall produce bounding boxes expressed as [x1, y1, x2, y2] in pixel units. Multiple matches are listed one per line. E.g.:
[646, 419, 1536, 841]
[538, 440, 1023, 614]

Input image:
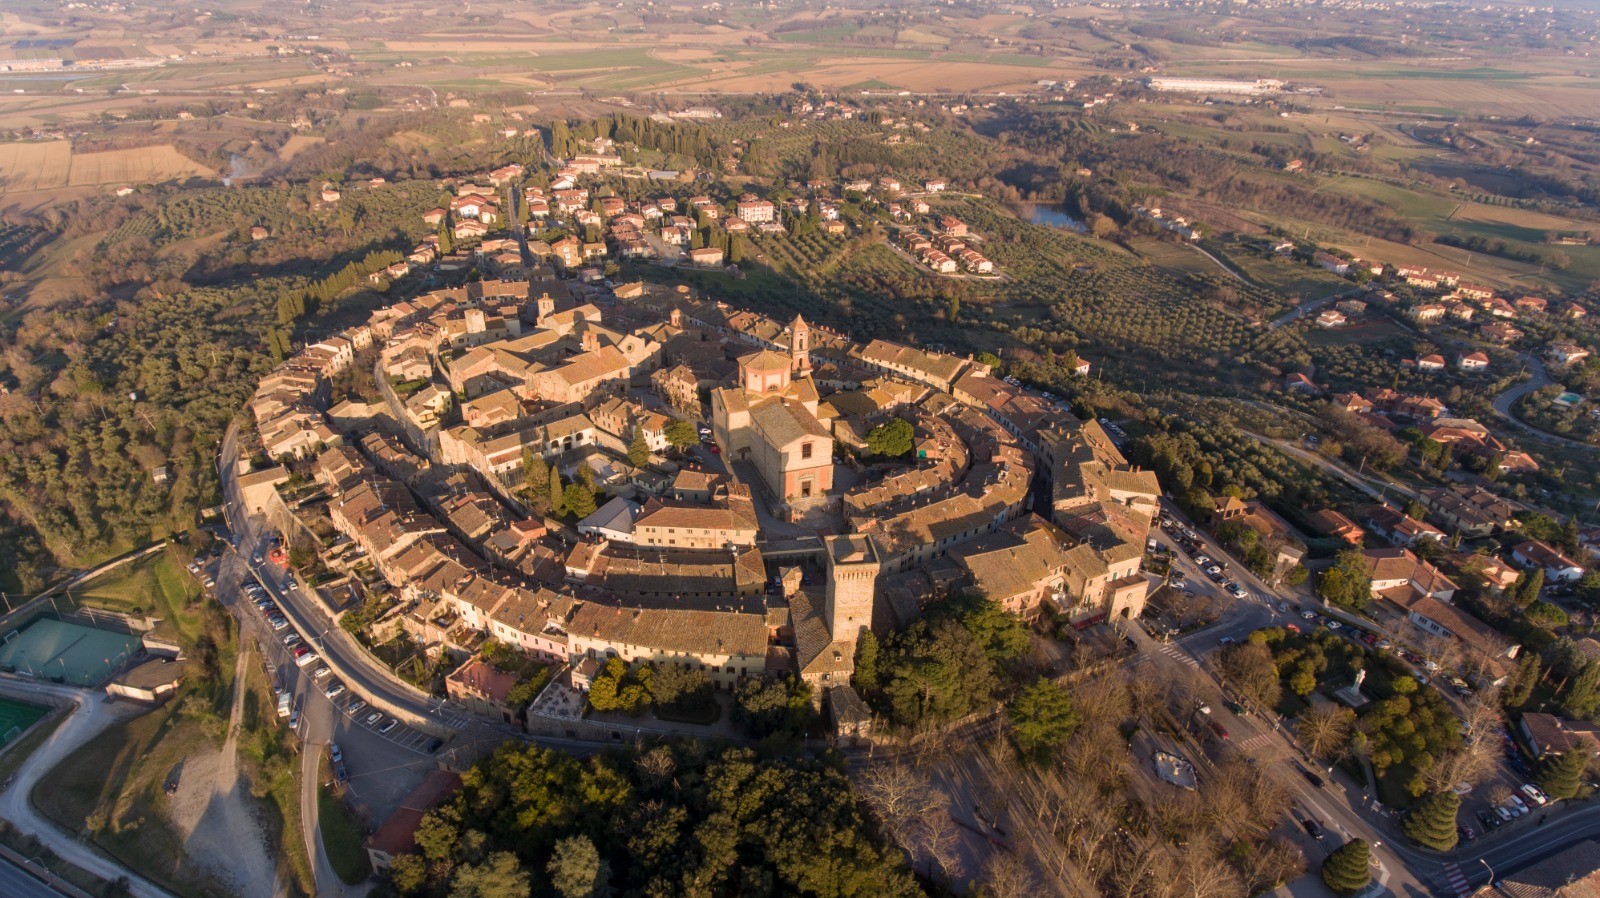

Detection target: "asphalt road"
[0, 855, 68, 898]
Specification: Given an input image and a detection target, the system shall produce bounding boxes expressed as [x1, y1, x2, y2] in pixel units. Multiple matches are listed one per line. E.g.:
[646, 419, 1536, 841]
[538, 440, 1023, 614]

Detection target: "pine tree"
[1561, 660, 1600, 719]
[1503, 652, 1541, 709]
[1321, 839, 1371, 895]
[564, 481, 597, 519]
[628, 426, 650, 468]
[1537, 749, 1590, 800]
[1401, 791, 1460, 850]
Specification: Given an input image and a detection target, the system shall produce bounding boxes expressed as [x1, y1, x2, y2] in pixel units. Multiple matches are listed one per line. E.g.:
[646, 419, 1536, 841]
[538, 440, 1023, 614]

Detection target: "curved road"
[0, 679, 178, 898]
[1487, 353, 1600, 452]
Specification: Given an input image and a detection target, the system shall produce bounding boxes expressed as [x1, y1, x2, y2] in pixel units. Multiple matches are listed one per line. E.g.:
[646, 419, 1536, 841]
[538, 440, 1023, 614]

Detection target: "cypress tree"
[548, 468, 564, 513]
[1321, 839, 1371, 895]
[522, 448, 549, 497]
[1538, 749, 1590, 800]
[628, 427, 650, 468]
[1401, 791, 1460, 850]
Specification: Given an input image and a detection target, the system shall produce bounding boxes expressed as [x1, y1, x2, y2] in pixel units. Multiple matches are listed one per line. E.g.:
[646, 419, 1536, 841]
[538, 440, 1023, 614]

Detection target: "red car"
[1209, 721, 1230, 741]
[707, 444, 721, 454]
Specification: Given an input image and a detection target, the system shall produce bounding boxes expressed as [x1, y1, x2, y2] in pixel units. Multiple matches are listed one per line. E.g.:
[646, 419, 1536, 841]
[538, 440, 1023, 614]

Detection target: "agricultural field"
[0, 141, 212, 193]
[0, 141, 71, 192]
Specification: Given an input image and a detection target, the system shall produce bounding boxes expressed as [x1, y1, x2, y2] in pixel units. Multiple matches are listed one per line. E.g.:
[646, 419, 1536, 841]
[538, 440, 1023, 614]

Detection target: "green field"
[76, 553, 201, 645]
[0, 697, 47, 746]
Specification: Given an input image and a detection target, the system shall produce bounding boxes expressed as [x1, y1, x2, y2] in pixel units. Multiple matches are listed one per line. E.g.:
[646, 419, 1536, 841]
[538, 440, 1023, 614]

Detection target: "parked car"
[378, 718, 399, 735]
[1301, 610, 1317, 620]
[347, 699, 368, 716]
[323, 682, 346, 699]
[1507, 795, 1529, 816]
[1327, 620, 1343, 630]
[1217, 636, 1235, 646]
[283, 633, 302, 648]
[1209, 721, 1230, 741]
[269, 617, 289, 631]
[1521, 784, 1549, 806]
[1224, 700, 1247, 715]
[329, 743, 343, 764]
[363, 712, 383, 727]
[1301, 818, 1325, 840]
[1284, 623, 1302, 634]
[312, 666, 331, 679]
[1458, 824, 1477, 843]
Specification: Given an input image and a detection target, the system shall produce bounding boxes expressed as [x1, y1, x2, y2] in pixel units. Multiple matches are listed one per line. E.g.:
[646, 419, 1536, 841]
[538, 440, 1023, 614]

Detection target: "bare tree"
[1425, 696, 1503, 792]
[1238, 837, 1306, 894]
[858, 761, 938, 848]
[913, 804, 962, 885]
[1173, 834, 1245, 898]
[1108, 829, 1175, 898]
[980, 853, 1037, 898]
[1295, 705, 1356, 760]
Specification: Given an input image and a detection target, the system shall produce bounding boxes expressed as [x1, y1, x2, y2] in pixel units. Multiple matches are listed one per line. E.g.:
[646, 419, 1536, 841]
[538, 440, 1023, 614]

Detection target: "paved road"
[0, 856, 68, 898]
[1487, 353, 1600, 452]
[0, 679, 177, 898]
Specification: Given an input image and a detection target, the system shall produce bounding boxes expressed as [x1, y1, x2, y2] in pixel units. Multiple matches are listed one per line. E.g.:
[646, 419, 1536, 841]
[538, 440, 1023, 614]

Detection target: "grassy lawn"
[75, 552, 203, 645]
[1217, 247, 1353, 302]
[318, 773, 372, 885]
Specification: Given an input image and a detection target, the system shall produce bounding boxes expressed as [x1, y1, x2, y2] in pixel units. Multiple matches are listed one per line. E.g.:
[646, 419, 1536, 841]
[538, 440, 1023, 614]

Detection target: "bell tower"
[790, 314, 812, 374]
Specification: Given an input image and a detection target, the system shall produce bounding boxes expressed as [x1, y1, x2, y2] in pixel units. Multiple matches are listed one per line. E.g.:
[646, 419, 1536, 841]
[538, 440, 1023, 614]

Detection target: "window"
[801, 442, 813, 459]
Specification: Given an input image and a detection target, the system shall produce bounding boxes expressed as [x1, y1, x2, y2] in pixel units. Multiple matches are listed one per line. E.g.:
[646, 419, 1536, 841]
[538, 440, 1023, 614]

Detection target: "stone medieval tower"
[823, 534, 880, 643]
[789, 314, 812, 375]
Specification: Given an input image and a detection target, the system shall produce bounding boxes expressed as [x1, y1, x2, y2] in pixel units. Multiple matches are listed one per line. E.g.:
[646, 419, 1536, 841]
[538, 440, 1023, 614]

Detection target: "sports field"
[0, 618, 141, 687]
[0, 697, 47, 748]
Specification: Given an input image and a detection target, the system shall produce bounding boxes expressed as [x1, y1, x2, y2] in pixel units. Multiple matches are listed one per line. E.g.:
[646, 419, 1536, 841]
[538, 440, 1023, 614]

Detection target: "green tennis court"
[0, 618, 141, 687]
[0, 697, 47, 748]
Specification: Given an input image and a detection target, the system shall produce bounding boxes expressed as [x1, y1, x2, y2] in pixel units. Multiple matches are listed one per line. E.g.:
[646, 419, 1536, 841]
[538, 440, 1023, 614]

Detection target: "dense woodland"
[386, 743, 923, 898]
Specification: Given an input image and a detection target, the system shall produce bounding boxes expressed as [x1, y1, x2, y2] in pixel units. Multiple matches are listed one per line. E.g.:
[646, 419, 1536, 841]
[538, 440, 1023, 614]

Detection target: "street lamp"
[1479, 858, 1494, 888]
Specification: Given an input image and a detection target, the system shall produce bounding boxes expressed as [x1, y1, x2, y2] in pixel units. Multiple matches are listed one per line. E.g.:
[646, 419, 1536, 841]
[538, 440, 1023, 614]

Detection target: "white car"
[323, 682, 346, 699]
[1507, 795, 1529, 816]
[1520, 784, 1549, 806]
[1301, 610, 1317, 620]
[1170, 578, 1188, 590]
[312, 666, 332, 679]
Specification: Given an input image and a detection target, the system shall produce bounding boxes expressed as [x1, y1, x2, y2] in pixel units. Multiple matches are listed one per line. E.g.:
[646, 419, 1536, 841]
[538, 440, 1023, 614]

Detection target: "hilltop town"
[243, 262, 1152, 733]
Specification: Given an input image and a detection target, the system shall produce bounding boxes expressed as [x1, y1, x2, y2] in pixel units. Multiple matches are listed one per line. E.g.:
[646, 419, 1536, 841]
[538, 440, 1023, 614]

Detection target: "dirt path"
[165, 645, 283, 898]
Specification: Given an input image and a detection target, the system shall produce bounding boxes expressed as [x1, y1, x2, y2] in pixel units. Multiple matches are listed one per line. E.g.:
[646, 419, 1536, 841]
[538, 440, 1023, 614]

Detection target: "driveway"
[0, 678, 178, 898]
